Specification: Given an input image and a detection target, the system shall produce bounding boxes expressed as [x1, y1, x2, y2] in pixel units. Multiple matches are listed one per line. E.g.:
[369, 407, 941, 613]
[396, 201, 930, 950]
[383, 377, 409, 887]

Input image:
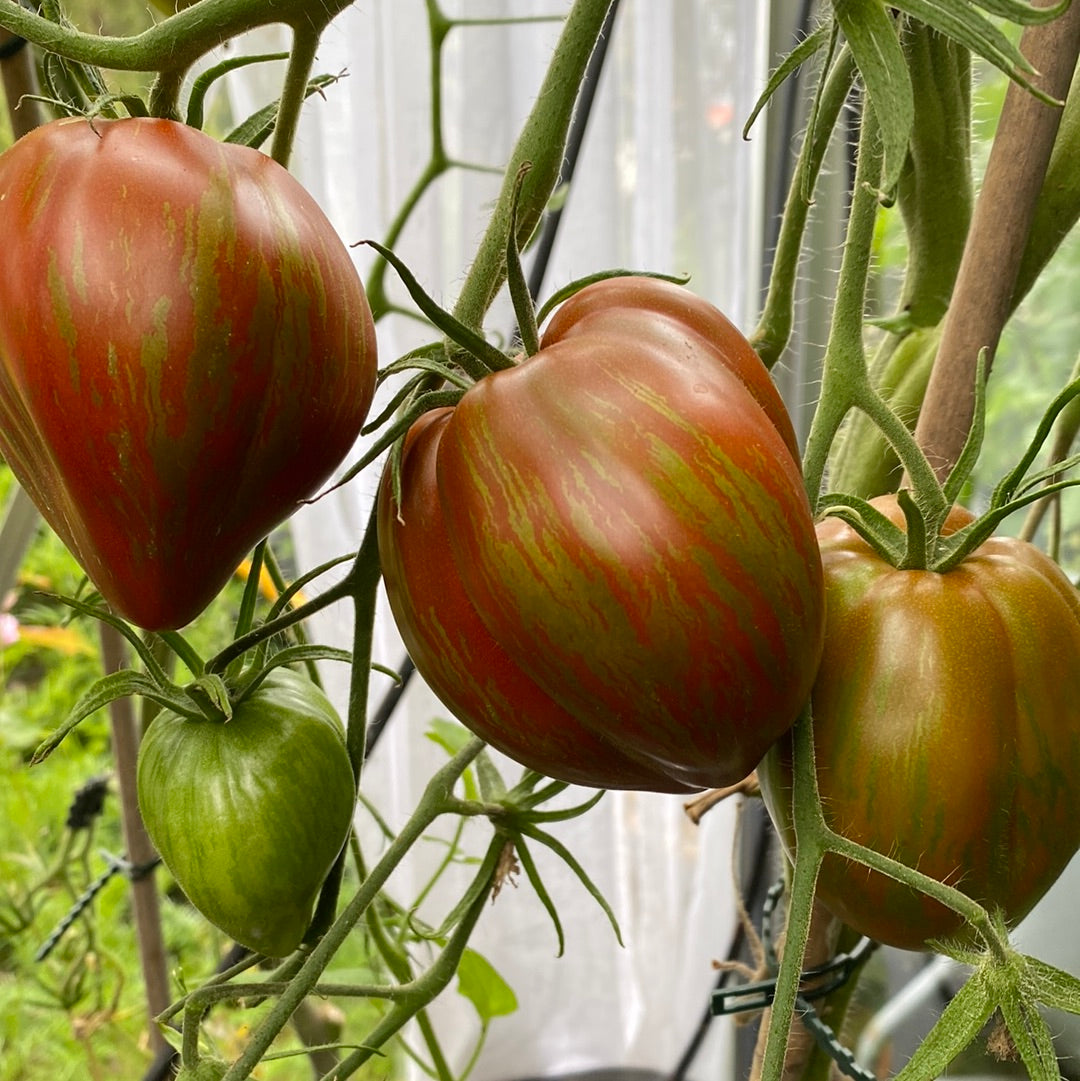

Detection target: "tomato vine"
[3, 1, 1080, 1080]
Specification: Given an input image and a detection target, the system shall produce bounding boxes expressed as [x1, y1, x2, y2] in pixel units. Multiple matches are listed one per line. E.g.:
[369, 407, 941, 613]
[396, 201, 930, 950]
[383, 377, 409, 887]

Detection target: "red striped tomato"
[378, 277, 824, 791]
[0, 117, 377, 629]
[758, 496, 1080, 949]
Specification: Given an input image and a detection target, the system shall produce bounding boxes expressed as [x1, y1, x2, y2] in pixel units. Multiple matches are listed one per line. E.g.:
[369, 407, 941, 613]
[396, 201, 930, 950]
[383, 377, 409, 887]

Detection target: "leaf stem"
[0, 0, 353, 74]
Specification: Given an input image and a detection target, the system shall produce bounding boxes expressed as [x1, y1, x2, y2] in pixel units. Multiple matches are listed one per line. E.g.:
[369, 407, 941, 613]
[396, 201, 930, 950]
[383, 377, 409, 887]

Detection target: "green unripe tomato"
[137, 668, 356, 957]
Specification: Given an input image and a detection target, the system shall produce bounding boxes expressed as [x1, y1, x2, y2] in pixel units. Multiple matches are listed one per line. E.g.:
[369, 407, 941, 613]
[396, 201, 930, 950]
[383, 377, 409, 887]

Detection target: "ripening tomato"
[758, 496, 1080, 950]
[137, 668, 356, 958]
[378, 277, 825, 792]
[0, 117, 377, 629]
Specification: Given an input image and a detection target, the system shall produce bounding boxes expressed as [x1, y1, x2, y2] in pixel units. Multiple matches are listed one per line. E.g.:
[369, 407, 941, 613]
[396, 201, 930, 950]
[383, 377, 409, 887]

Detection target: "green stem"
[365, 904, 456, 1081]
[823, 829, 1005, 962]
[801, 101, 945, 521]
[751, 48, 857, 369]
[0, 0, 353, 74]
[269, 20, 324, 168]
[325, 834, 504, 1080]
[218, 738, 484, 1081]
[345, 505, 382, 782]
[146, 65, 186, 120]
[452, 0, 615, 331]
[760, 713, 826, 1081]
[365, 1, 453, 320]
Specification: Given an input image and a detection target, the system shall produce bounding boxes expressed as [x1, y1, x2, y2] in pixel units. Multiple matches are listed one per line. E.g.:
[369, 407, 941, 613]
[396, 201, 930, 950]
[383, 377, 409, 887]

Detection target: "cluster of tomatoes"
[1, 118, 1078, 956]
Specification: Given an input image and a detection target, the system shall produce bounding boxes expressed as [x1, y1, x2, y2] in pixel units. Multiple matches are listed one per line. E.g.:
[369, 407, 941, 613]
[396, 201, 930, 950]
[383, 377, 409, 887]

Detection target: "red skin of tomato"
[758, 496, 1080, 950]
[379, 277, 825, 791]
[0, 118, 377, 629]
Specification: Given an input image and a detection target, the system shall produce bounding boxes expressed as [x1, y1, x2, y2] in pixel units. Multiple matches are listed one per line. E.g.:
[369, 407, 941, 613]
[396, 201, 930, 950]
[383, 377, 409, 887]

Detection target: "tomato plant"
[137, 667, 356, 958]
[379, 277, 825, 792]
[0, 116, 378, 630]
[758, 495, 1080, 951]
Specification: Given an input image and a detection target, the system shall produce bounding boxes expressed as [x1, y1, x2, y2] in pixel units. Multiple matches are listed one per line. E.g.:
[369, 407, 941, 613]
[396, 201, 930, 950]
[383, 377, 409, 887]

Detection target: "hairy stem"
[218, 738, 484, 1081]
[0, 0, 351, 73]
[752, 48, 857, 369]
[452, 0, 615, 331]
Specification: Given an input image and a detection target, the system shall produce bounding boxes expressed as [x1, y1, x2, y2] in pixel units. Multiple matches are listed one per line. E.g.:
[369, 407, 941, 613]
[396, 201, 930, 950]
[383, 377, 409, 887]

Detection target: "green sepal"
[515, 820, 623, 948]
[968, 0, 1071, 26]
[364, 240, 515, 377]
[506, 162, 541, 356]
[941, 349, 989, 507]
[534, 268, 690, 328]
[231, 646, 355, 705]
[474, 749, 508, 803]
[185, 673, 233, 720]
[31, 670, 203, 764]
[1027, 956, 1080, 1015]
[998, 995, 1060, 1081]
[512, 833, 565, 956]
[41, 591, 177, 684]
[891, 970, 996, 1081]
[815, 493, 909, 566]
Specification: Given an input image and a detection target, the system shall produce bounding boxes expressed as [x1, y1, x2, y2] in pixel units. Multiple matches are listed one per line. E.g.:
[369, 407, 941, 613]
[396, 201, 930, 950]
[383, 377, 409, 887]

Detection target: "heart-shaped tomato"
[137, 667, 356, 958]
[0, 117, 377, 629]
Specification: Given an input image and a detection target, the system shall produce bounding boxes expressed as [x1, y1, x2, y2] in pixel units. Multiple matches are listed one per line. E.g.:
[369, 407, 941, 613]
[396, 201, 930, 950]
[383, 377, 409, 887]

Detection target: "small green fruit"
[138, 668, 356, 957]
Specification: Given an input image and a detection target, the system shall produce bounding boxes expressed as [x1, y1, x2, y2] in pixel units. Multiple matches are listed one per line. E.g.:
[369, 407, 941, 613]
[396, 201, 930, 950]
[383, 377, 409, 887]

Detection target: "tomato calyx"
[342, 234, 699, 513]
[820, 362, 1080, 572]
[445, 754, 622, 956]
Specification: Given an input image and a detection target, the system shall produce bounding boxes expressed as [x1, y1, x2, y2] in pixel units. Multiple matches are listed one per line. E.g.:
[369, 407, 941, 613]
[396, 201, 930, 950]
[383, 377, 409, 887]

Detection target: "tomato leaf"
[891, 0, 1058, 104]
[456, 948, 518, 1021]
[32, 670, 197, 764]
[832, 0, 913, 194]
[892, 970, 996, 1081]
[426, 718, 476, 759]
[743, 23, 832, 139]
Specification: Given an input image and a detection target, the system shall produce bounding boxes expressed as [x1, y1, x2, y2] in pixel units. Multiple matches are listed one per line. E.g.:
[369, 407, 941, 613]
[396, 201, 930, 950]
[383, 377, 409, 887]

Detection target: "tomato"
[758, 495, 1080, 950]
[378, 277, 824, 791]
[0, 117, 377, 629]
[137, 667, 356, 957]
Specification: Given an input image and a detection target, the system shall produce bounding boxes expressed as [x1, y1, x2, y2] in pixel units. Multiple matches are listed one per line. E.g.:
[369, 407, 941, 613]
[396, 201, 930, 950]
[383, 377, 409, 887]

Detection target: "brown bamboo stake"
[912, 0, 1080, 482]
[99, 624, 172, 1053]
